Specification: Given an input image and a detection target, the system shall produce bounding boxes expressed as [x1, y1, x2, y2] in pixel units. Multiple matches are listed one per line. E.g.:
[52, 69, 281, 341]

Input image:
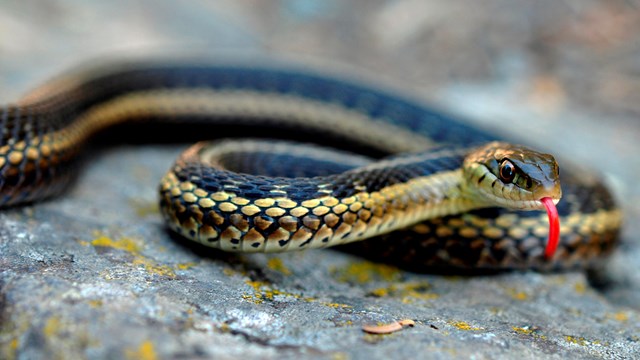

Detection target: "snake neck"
[383, 168, 488, 229]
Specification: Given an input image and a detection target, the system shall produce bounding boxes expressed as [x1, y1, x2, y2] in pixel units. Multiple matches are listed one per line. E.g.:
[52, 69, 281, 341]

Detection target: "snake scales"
[0, 60, 622, 270]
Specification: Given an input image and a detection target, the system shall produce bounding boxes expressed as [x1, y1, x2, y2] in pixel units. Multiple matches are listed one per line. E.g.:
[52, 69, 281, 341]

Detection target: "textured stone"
[1, 1, 639, 359]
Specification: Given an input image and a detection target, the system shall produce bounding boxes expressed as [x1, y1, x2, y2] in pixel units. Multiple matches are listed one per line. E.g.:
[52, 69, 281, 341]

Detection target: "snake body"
[0, 61, 622, 270]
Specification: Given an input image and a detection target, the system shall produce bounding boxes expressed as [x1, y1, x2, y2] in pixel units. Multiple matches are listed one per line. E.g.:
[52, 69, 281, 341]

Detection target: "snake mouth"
[479, 190, 559, 211]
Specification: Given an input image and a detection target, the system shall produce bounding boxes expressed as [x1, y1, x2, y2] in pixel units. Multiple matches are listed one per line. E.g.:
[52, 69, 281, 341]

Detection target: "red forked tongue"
[540, 197, 560, 259]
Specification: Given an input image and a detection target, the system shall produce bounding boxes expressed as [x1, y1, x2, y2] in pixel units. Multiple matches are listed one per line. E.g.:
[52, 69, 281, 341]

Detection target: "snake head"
[463, 141, 562, 210]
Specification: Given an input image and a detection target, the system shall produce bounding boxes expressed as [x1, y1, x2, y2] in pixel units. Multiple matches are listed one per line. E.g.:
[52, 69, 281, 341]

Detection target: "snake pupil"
[499, 159, 516, 183]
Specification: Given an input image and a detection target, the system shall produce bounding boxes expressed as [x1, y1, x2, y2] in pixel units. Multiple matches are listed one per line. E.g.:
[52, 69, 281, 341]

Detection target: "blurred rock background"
[1, 1, 639, 359]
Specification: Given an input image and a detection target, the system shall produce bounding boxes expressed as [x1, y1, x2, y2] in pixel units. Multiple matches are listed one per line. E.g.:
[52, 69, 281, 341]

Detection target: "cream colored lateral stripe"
[37, 89, 435, 155]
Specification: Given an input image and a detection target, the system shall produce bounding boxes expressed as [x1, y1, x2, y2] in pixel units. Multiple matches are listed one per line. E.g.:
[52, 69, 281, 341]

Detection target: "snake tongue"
[541, 197, 560, 259]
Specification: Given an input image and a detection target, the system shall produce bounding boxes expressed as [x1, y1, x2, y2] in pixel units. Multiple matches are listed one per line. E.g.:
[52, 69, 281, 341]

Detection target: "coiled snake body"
[0, 61, 622, 270]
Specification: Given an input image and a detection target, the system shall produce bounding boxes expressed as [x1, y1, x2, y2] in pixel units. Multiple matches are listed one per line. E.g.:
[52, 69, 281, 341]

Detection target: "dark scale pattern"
[559, 173, 618, 213]
[30, 63, 499, 143]
[160, 140, 490, 255]
[0, 61, 622, 269]
[163, 137, 620, 268]
[178, 145, 468, 203]
[340, 214, 620, 272]
[179, 162, 338, 202]
[216, 147, 368, 178]
[0, 63, 497, 207]
[0, 103, 81, 205]
[338, 170, 621, 270]
[341, 151, 468, 193]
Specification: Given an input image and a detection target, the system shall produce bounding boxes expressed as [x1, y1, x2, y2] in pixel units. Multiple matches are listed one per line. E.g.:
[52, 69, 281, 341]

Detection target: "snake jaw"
[475, 190, 552, 211]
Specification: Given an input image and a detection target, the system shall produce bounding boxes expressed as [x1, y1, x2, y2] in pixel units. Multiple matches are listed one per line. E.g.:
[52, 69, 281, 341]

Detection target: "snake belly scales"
[0, 61, 622, 271]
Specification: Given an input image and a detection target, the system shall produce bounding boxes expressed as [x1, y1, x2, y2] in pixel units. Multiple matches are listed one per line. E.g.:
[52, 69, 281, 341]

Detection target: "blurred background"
[1, 0, 638, 290]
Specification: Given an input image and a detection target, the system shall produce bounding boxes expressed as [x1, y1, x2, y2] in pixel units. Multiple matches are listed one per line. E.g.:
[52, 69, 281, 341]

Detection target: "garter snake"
[0, 60, 622, 270]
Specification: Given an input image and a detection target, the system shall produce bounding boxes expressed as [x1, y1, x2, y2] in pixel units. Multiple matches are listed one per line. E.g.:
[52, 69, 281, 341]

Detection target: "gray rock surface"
[1, 1, 639, 359]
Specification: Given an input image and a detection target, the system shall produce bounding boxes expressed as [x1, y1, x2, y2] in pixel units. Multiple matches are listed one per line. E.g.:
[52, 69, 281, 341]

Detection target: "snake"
[0, 60, 622, 271]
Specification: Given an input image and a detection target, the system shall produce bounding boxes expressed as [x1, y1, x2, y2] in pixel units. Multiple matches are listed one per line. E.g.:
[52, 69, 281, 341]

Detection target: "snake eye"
[499, 159, 516, 183]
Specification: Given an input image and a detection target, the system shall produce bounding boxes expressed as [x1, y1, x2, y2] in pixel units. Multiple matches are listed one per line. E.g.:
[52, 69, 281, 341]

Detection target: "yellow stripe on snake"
[0, 61, 622, 270]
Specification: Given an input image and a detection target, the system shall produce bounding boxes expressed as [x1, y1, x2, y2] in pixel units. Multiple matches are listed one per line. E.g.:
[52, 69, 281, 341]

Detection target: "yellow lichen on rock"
[369, 282, 439, 303]
[91, 236, 141, 253]
[449, 321, 483, 331]
[84, 234, 198, 278]
[266, 258, 292, 275]
[126, 340, 157, 360]
[330, 261, 401, 284]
